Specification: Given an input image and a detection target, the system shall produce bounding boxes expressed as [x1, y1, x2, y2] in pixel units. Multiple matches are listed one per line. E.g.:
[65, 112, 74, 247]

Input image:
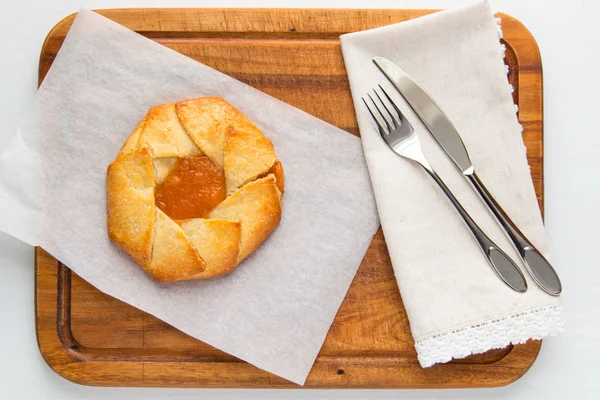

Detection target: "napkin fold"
[341, 0, 563, 367]
[0, 9, 379, 384]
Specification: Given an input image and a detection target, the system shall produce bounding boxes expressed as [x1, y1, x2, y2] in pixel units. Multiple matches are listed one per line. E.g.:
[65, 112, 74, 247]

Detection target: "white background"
[0, 0, 598, 399]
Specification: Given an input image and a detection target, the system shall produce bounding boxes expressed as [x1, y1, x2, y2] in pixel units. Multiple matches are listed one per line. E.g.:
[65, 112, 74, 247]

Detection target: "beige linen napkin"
[341, 0, 563, 367]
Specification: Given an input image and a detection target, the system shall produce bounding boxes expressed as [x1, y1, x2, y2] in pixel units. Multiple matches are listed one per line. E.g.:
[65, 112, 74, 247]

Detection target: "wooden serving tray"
[36, 8, 544, 388]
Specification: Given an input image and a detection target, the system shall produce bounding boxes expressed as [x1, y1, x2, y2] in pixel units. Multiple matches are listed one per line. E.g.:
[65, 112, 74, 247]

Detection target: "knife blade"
[373, 56, 562, 296]
[372, 56, 473, 175]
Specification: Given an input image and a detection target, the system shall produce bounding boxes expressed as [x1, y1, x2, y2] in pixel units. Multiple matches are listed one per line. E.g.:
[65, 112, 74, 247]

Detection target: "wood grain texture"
[35, 8, 543, 388]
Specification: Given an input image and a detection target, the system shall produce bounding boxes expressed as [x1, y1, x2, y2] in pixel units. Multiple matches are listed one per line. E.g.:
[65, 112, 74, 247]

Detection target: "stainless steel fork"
[363, 86, 527, 293]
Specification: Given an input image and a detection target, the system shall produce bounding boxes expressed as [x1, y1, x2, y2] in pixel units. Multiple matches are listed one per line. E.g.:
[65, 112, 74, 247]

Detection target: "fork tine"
[373, 89, 398, 128]
[362, 97, 385, 133]
[367, 93, 392, 132]
[378, 84, 406, 124]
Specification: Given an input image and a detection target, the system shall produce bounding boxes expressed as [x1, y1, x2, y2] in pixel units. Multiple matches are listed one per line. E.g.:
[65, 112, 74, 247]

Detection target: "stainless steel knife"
[373, 56, 562, 296]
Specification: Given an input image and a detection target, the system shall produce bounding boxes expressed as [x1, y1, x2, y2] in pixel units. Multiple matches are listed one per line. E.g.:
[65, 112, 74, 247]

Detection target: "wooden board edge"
[497, 12, 544, 218]
[34, 248, 89, 387]
[35, 247, 543, 388]
[38, 12, 77, 86]
[34, 8, 544, 388]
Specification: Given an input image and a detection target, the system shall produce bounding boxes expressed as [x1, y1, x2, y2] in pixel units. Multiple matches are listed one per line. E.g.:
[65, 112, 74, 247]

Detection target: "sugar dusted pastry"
[107, 97, 283, 282]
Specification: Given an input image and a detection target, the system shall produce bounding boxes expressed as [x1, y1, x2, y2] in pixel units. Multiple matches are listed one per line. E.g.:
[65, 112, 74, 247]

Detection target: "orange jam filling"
[155, 155, 226, 220]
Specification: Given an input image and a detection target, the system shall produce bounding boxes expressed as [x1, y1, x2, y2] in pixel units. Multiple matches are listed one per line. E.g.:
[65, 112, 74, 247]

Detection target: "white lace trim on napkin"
[415, 304, 565, 367]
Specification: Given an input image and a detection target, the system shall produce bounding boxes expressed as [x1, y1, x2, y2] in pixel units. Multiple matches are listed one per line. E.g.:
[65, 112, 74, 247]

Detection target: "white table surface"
[1, 0, 598, 398]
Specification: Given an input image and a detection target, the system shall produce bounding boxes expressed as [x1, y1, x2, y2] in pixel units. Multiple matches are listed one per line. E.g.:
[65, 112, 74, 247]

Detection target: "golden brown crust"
[106, 148, 156, 266]
[180, 219, 242, 278]
[224, 124, 279, 195]
[107, 97, 283, 282]
[175, 98, 227, 167]
[271, 160, 285, 194]
[148, 210, 206, 282]
[132, 103, 202, 158]
[209, 175, 282, 262]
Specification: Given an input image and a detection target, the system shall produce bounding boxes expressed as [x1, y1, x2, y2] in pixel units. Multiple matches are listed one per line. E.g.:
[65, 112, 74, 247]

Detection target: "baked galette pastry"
[107, 97, 283, 282]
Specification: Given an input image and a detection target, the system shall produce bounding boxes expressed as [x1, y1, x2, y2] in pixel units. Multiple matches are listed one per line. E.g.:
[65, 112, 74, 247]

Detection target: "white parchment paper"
[0, 9, 379, 385]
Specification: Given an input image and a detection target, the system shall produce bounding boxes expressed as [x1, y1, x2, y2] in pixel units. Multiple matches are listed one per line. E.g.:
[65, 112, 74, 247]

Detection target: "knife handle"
[424, 168, 527, 293]
[466, 172, 562, 296]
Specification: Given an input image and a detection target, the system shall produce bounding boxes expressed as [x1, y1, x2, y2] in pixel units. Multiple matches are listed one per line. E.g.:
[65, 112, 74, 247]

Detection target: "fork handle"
[466, 172, 562, 295]
[423, 168, 527, 293]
